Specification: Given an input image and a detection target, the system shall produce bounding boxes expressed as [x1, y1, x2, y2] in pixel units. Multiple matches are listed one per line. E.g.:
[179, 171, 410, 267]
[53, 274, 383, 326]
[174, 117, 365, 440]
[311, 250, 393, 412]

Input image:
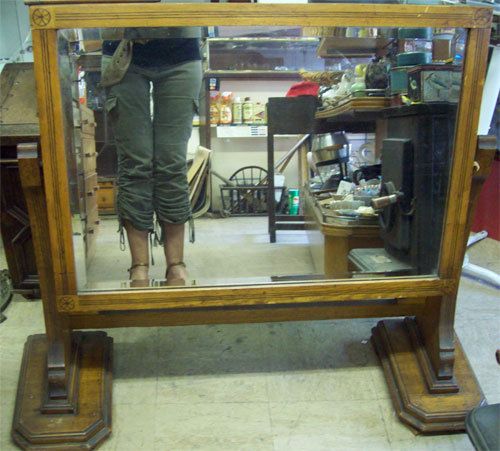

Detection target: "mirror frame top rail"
[27, 1, 492, 316]
[28, 2, 492, 30]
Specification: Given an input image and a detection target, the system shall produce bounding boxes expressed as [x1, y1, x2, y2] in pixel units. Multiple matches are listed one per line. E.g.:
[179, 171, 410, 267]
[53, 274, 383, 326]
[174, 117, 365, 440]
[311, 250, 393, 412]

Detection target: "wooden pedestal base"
[12, 332, 113, 450]
[372, 319, 485, 433]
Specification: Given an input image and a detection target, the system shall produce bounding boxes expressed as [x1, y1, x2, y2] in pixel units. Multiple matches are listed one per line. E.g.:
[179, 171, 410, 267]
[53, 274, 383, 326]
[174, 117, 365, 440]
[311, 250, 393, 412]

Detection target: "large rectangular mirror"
[56, 24, 465, 292]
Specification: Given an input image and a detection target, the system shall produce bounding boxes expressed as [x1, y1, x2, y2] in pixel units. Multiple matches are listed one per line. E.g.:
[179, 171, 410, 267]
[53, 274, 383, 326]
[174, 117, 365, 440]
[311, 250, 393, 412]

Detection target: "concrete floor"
[0, 218, 499, 450]
[84, 216, 317, 289]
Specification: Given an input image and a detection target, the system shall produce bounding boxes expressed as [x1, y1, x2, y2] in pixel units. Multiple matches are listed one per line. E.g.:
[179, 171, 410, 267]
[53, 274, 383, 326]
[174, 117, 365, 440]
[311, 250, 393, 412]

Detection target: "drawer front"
[74, 174, 86, 218]
[85, 205, 100, 234]
[83, 173, 99, 214]
[73, 103, 81, 128]
[83, 206, 99, 263]
[82, 137, 97, 174]
[80, 105, 96, 136]
[73, 128, 82, 148]
[81, 117, 97, 136]
[84, 228, 96, 264]
[97, 180, 117, 214]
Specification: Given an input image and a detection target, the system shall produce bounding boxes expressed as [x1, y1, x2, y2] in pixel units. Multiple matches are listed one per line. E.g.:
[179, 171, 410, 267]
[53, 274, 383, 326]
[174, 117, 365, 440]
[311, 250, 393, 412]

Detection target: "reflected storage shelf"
[202, 37, 325, 74]
[316, 96, 390, 120]
[200, 37, 320, 148]
[317, 36, 395, 58]
[204, 70, 302, 80]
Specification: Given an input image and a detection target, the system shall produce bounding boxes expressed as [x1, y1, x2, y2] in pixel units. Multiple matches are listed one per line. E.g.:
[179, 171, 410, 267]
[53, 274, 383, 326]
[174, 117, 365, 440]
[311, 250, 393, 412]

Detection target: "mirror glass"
[56, 25, 466, 291]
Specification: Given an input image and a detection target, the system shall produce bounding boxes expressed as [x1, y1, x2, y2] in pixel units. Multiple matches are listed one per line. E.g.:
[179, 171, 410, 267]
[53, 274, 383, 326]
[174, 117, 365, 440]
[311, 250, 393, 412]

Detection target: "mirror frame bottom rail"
[60, 277, 453, 315]
[68, 298, 427, 330]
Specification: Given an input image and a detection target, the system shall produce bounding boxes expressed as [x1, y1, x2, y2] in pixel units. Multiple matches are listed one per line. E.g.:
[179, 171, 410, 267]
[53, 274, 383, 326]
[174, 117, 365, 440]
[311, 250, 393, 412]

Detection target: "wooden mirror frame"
[12, 2, 493, 449]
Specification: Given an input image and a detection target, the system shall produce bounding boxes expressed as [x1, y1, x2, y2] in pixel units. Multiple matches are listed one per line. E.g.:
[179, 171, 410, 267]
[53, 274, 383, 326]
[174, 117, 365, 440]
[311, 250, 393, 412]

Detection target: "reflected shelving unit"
[200, 36, 320, 149]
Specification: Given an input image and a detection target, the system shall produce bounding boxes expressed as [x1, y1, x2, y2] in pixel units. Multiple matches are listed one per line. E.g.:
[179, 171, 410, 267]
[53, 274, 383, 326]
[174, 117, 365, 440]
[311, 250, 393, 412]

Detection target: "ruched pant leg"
[106, 67, 154, 232]
[152, 60, 202, 225]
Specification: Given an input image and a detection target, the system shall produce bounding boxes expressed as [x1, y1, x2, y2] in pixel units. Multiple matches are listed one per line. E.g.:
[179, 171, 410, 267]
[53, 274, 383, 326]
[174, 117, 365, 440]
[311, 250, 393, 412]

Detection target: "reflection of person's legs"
[152, 61, 202, 283]
[163, 222, 186, 283]
[106, 67, 153, 280]
[124, 223, 149, 280]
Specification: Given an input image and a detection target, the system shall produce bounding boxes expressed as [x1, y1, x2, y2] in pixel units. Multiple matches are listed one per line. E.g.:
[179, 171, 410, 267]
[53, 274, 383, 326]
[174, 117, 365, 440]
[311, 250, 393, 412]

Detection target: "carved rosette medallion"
[31, 8, 51, 27]
[58, 297, 75, 312]
[474, 8, 492, 27]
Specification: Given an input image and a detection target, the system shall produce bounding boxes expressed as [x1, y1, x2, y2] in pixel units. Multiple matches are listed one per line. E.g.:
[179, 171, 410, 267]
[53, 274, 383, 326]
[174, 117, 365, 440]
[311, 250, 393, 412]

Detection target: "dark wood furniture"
[0, 63, 40, 298]
[267, 96, 318, 242]
[266, 95, 390, 243]
[12, 2, 494, 449]
[76, 104, 100, 263]
[0, 62, 100, 297]
[303, 188, 383, 277]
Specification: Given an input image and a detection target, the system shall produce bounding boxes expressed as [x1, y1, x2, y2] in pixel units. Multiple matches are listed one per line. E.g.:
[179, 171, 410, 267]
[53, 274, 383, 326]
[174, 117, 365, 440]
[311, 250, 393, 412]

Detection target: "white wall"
[0, 0, 32, 72]
[187, 78, 304, 212]
[258, 0, 308, 3]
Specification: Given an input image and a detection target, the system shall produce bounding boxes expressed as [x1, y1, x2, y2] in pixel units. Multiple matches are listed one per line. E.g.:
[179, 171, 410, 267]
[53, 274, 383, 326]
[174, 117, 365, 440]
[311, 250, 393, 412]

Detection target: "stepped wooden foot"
[372, 318, 485, 433]
[12, 331, 113, 450]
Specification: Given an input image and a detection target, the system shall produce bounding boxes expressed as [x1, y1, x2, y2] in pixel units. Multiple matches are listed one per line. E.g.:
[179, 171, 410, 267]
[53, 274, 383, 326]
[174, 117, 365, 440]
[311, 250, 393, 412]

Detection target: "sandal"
[165, 261, 187, 286]
[128, 263, 149, 281]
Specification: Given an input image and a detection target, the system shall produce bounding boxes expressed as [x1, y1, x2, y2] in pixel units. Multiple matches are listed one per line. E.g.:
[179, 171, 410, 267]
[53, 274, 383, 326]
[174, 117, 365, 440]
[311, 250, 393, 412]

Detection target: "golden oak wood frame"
[13, 1, 493, 448]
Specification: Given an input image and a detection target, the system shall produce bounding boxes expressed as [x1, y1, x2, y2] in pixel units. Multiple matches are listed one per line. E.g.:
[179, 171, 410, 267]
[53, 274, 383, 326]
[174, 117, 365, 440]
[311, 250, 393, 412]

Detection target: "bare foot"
[130, 278, 151, 288]
[129, 263, 149, 281]
[166, 262, 187, 286]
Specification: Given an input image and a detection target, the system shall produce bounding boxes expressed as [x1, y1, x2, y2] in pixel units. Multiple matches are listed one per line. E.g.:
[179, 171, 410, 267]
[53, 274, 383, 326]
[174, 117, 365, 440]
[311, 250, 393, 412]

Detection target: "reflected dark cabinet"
[382, 104, 457, 274]
[0, 63, 40, 297]
[267, 96, 318, 242]
[0, 151, 40, 297]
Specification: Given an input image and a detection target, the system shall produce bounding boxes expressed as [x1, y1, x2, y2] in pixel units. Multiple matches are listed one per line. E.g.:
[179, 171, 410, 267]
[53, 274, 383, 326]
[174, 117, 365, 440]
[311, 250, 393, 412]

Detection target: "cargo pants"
[105, 60, 202, 235]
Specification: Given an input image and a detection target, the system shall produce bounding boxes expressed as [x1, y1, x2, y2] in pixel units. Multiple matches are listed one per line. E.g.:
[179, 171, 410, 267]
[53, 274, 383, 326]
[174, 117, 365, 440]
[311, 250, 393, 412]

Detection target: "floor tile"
[157, 323, 264, 362]
[0, 396, 18, 432]
[157, 372, 268, 404]
[377, 397, 474, 450]
[389, 436, 458, 451]
[450, 433, 475, 451]
[270, 400, 389, 450]
[266, 367, 377, 402]
[113, 329, 160, 378]
[1, 397, 16, 446]
[467, 237, 500, 268]
[484, 393, 500, 405]
[88, 217, 316, 284]
[1, 357, 22, 398]
[155, 323, 272, 377]
[455, 280, 500, 321]
[369, 365, 392, 400]
[456, 319, 500, 369]
[0, 439, 18, 451]
[154, 402, 273, 450]
[113, 377, 157, 405]
[1, 297, 44, 330]
[100, 403, 157, 451]
[260, 319, 379, 372]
